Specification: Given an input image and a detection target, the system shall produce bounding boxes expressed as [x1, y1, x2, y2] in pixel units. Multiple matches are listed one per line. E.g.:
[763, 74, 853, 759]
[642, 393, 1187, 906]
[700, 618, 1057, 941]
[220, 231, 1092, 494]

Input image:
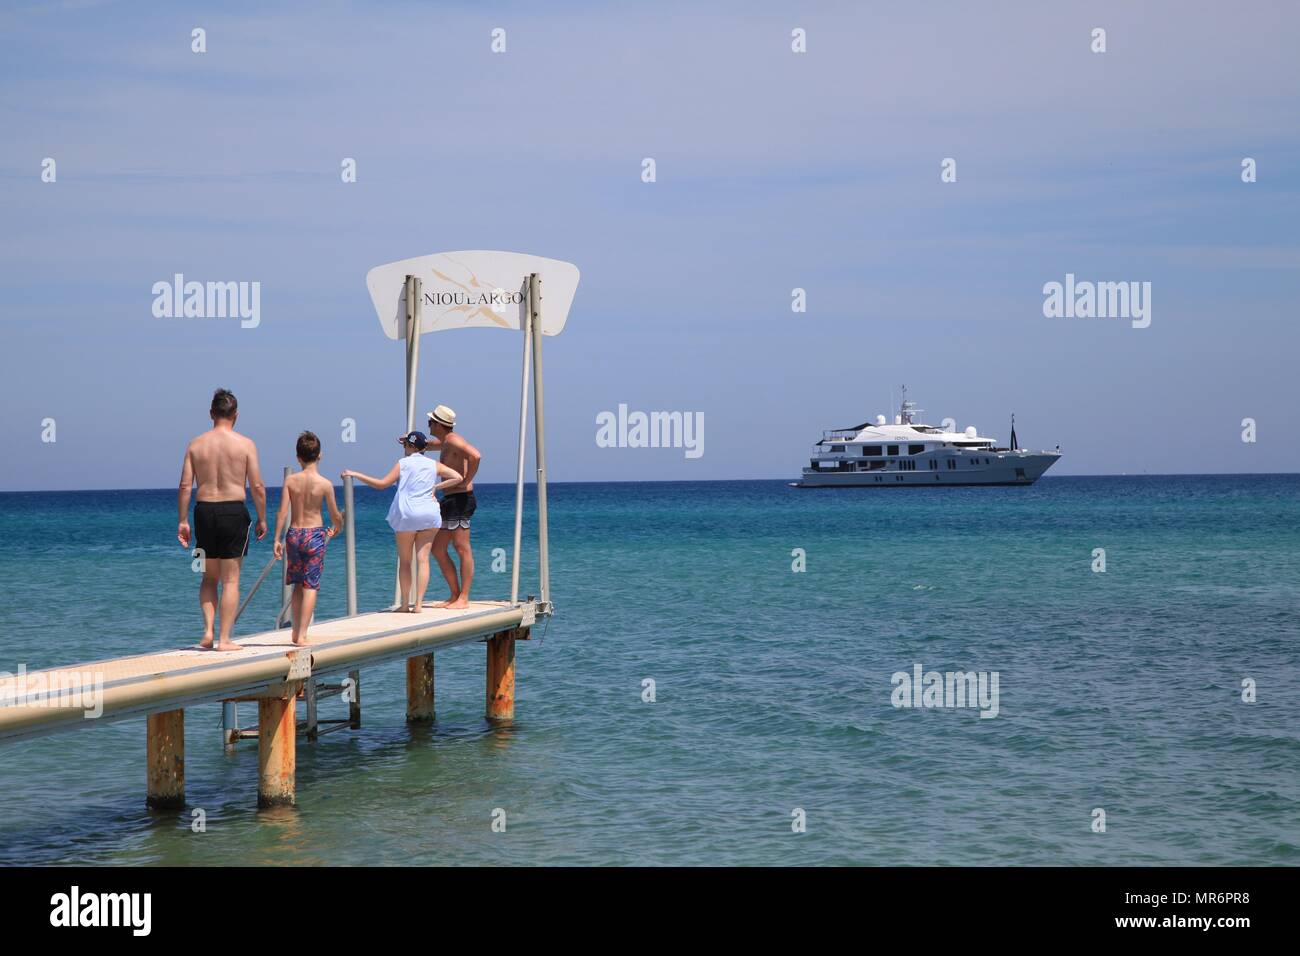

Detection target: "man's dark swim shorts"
[193, 500, 251, 559]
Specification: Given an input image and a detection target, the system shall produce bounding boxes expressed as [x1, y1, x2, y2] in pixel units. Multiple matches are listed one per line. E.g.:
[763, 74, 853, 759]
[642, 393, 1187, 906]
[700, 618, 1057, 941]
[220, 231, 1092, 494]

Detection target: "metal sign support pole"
[528, 273, 551, 612]
[405, 275, 422, 433]
[510, 287, 534, 606]
[396, 274, 422, 608]
[343, 474, 360, 726]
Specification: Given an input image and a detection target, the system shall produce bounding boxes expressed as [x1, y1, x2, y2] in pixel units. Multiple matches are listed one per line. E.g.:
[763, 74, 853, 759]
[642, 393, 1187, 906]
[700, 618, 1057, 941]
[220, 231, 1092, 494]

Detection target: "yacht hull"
[793, 452, 1060, 488]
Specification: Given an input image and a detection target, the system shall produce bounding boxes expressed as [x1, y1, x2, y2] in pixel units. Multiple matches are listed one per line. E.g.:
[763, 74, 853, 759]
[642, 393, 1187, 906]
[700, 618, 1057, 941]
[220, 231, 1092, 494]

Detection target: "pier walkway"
[0, 599, 536, 807]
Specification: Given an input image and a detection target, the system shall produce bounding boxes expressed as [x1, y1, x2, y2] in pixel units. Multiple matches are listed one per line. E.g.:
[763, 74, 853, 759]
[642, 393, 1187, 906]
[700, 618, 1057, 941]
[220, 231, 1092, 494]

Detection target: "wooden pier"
[0, 600, 536, 808]
[0, 255, 575, 813]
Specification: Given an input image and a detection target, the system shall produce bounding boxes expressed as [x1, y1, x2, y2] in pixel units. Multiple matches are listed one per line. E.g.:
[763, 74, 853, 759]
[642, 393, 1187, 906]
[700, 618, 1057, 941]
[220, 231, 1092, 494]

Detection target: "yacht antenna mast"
[898, 384, 921, 425]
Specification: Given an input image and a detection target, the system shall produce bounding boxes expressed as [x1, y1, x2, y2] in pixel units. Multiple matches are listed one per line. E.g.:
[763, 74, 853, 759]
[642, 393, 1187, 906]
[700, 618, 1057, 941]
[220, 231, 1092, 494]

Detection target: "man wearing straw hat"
[427, 404, 482, 609]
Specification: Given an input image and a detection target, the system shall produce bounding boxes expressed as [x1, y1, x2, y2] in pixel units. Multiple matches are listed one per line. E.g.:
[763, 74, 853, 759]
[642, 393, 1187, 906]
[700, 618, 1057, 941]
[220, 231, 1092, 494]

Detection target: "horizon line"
[1, 472, 1298, 495]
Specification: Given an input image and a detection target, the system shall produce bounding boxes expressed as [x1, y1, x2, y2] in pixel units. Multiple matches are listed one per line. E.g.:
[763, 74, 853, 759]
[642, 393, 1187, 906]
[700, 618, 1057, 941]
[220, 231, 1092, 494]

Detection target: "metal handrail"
[232, 546, 280, 629]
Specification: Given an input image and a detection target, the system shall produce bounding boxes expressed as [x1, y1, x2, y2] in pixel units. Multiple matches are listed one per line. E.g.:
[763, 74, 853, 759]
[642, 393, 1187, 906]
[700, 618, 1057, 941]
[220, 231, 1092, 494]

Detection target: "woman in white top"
[342, 431, 462, 612]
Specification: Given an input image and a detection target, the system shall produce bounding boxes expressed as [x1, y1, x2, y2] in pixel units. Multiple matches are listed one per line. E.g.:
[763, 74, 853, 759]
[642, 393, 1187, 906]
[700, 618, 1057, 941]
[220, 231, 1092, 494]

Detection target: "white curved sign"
[366, 250, 579, 339]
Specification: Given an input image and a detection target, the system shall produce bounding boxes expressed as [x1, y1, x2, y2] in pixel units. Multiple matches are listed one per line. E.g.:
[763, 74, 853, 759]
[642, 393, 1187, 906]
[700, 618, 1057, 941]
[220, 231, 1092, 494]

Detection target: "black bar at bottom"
[0, 866, 1286, 940]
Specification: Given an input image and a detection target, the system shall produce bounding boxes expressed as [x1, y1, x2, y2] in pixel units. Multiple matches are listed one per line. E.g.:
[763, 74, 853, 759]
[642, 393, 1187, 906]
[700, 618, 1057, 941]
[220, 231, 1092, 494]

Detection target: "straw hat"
[426, 405, 456, 428]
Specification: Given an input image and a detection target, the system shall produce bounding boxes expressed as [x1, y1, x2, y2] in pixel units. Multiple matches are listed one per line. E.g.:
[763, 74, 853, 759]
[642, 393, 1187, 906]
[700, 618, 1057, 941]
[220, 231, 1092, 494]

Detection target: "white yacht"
[792, 388, 1061, 488]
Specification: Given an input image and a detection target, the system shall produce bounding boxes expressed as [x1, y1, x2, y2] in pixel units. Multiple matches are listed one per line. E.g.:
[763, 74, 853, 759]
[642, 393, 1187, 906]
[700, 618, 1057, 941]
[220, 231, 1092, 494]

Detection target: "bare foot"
[445, 597, 470, 610]
[434, 597, 456, 608]
[197, 635, 215, 650]
[291, 637, 311, 646]
[212, 640, 243, 652]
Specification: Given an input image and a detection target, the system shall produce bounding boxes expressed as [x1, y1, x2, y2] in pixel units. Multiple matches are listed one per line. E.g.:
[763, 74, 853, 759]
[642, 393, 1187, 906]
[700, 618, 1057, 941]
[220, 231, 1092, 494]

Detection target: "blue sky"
[2, 0, 1298, 490]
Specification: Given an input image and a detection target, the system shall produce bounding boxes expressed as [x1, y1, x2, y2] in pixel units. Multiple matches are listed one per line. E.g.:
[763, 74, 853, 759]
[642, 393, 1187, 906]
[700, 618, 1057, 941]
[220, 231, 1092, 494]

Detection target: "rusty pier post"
[146, 709, 185, 809]
[485, 630, 517, 722]
[257, 682, 300, 808]
[406, 654, 435, 722]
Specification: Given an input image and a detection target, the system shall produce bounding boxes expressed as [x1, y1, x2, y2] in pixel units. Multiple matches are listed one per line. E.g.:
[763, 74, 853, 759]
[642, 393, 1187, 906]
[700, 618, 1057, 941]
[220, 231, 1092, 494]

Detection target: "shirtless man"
[177, 388, 268, 650]
[426, 404, 482, 609]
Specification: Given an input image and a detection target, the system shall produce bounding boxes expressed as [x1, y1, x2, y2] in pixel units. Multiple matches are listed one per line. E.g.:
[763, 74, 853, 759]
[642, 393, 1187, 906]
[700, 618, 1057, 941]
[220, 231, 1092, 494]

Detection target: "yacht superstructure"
[792, 387, 1061, 488]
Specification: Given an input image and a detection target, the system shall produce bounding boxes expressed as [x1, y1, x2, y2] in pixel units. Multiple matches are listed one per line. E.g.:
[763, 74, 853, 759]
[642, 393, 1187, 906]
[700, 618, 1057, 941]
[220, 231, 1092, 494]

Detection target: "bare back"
[438, 433, 476, 493]
[189, 428, 256, 501]
[284, 470, 333, 527]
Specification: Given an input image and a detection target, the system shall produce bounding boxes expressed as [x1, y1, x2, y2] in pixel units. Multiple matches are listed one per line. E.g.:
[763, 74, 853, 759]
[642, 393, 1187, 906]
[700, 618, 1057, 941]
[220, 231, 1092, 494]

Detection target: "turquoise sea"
[0, 476, 1297, 866]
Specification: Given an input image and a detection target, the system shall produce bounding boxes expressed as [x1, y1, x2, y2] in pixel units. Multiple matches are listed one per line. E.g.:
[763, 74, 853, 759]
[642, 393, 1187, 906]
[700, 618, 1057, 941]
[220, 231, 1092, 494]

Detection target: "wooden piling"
[146, 709, 185, 809]
[485, 630, 516, 721]
[257, 683, 299, 808]
[406, 654, 435, 723]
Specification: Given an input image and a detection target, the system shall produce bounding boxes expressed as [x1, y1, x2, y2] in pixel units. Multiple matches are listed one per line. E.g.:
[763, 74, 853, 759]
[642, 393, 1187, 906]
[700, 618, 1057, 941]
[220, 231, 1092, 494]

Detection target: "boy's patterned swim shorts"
[286, 527, 328, 590]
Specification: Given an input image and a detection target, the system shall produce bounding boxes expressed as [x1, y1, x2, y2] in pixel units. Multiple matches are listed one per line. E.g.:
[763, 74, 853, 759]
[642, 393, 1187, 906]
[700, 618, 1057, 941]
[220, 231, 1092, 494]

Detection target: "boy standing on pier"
[427, 405, 482, 609]
[178, 388, 268, 651]
[273, 432, 345, 645]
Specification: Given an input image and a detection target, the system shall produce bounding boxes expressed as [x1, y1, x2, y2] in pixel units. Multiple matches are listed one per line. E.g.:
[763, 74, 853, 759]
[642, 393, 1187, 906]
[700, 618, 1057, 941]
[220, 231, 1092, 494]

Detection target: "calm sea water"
[0, 476, 1297, 866]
